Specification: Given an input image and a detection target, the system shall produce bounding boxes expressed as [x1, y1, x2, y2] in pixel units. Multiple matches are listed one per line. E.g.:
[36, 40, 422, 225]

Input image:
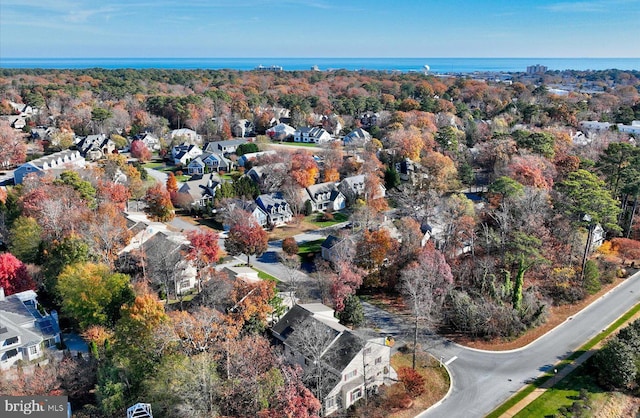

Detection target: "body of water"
[0, 57, 638, 73]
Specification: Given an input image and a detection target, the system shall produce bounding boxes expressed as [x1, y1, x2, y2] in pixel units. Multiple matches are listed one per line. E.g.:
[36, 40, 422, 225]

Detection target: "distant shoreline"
[1, 57, 639, 73]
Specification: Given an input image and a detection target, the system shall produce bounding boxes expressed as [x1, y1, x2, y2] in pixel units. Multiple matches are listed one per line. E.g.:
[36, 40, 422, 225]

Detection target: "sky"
[0, 0, 639, 58]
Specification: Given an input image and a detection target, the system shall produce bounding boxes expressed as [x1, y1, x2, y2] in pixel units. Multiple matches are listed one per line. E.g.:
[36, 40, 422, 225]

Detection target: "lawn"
[278, 142, 318, 148]
[304, 212, 349, 228]
[514, 365, 607, 417]
[252, 268, 280, 283]
[297, 238, 326, 255]
[388, 351, 450, 418]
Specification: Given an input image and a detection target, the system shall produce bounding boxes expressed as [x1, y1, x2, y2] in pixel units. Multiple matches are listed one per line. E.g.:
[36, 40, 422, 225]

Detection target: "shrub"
[281, 237, 299, 256]
[583, 260, 601, 294]
[380, 383, 413, 410]
[397, 367, 426, 398]
[320, 211, 334, 222]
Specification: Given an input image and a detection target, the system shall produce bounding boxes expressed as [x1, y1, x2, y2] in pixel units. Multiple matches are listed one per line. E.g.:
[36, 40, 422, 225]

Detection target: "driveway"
[357, 271, 640, 418]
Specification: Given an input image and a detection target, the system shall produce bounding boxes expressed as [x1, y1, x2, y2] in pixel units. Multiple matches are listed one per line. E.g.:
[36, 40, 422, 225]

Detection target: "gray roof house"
[204, 139, 249, 155]
[187, 152, 235, 175]
[140, 232, 197, 296]
[272, 304, 394, 415]
[169, 128, 201, 144]
[294, 127, 332, 144]
[238, 150, 277, 167]
[343, 128, 372, 146]
[339, 174, 386, 203]
[305, 182, 346, 212]
[13, 150, 86, 184]
[75, 134, 116, 160]
[266, 123, 296, 141]
[0, 288, 61, 370]
[177, 174, 221, 209]
[171, 143, 203, 166]
[256, 193, 293, 227]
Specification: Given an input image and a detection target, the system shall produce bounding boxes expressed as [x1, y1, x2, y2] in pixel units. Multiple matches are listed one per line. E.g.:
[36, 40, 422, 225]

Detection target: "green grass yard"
[304, 212, 349, 228]
[297, 238, 326, 255]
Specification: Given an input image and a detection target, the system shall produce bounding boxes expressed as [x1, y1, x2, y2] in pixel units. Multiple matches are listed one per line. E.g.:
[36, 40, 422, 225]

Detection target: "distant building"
[255, 65, 283, 72]
[526, 64, 547, 75]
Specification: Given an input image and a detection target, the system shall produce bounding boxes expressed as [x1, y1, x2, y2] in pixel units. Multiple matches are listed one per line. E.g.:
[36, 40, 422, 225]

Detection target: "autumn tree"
[290, 150, 319, 188]
[329, 260, 365, 312]
[166, 171, 179, 196]
[184, 228, 220, 291]
[355, 229, 398, 272]
[399, 245, 453, 368]
[130, 139, 152, 162]
[0, 253, 35, 295]
[225, 216, 268, 266]
[0, 120, 26, 168]
[84, 203, 131, 265]
[282, 236, 299, 257]
[420, 151, 459, 192]
[144, 183, 175, 221]
[56, 262, 133, 329]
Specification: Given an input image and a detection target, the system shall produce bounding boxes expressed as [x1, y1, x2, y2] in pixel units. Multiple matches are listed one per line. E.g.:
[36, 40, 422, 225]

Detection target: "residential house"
[617, 121, 640, 136]
[13, 150, 85, 184]
[204, 139, 249, 155]
[339, 174, 386, 203]
[343, 128, 372, 146]
[9, 116, 26, 130]
[272, 304, 394, 415]
[75, 134, 116, 160]
[247, 163, 287, 187]
[30, 126, 57, 142]
[169, 128, 201, 144]
[238, 150, 277, 167]
[222, 266, 260, 283]
[294, 127, 332, 144]
[0, 288, 61, 370]
[305, 182, 346, 212]
[221, 199, 269, 228]
[232, 119, 255, 138]
[579, 121, 611, 133]
[140, 232, 197, 296]
[256, 193, 293, 227]
[177, 174, 221, 209]
[359, 112, 379, 128]
[187, 152, 234, 174]
[171, 143, 203, 166]
[8, 101, 37, 117]
[266, 123, 296, 141]
[136, 132, 161, 151]
[320, 234, 357, 263]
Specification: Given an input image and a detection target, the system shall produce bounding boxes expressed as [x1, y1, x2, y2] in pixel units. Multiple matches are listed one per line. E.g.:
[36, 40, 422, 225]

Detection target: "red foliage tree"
[610, 238, 640, 262]
[0, 120, 27, 168]
[281, 237, 299, 257]
[166, 172, 178, 195]
[97, 180, 131, 210]
[225, 216, 268, 266]
[144, 183, 175, 221]
[397, 367, 426, 398]
[130, 139, 152, 162]
[185, 229, 221, 290]
[258, 365, 321, 418]
[0, 253, 35, 295]
[330, 261, 364, 312]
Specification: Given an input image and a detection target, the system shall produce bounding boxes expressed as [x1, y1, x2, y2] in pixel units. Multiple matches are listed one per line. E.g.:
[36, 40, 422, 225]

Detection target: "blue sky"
[0, 0, 638, 58]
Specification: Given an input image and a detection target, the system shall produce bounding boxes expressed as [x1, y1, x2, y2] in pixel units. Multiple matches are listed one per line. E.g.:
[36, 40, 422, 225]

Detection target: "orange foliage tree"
[290, 150, 319, 188]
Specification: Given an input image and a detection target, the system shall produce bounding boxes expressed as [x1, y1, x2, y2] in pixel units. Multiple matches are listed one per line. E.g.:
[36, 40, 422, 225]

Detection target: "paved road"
[359, 271, 640, 418]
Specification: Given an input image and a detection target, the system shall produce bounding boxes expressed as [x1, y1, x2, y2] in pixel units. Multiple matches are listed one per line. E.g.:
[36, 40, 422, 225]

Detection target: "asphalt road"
[359, 271, 640, 418]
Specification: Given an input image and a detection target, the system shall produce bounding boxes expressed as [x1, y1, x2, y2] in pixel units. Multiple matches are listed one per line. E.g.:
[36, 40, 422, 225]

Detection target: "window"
[350, 388, 363, 403]
[363, 347, 372, 355]
[375, 356, 382, 365]
[325, 396, 335, 409]
[2, 336, 19, 346]
[344, 369, 357, 381]
[29, 345, 39, 355]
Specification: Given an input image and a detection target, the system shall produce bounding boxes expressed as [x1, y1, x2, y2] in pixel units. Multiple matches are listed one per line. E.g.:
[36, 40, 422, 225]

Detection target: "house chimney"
[0, 287, 5, 301]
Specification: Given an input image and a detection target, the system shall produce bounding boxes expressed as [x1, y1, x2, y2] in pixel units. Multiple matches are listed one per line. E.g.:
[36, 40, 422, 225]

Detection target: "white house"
[13, 150, 85, 184]
[169, 128, 201, 144]
[256, 193, 293, 227]
[343, 128, 372, 146]
[294, 127, 332, 144]
[237, 150, 277, 167]
[171, 143, 203, 166]
[305, 182, 346, 212]
[339, 174, 386, 202]
[0, 288, 61, 370]
[272, 304, 394, 415]
[266, 123, 296, 141]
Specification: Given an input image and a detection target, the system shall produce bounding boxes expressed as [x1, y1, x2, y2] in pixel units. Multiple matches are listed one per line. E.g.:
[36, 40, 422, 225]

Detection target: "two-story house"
[0, 288, 61, 370]
[266, 123, 296, 141]
[305, 182, 346, 212]
[187, 152, 235, 175]
[204, 139, 249, 155]
[294, 127, 332, 144]
[256, 193, 293, 227]
[169, 128, 201, 144]
[177, 174, 221, 209]
[75, 134, 116, 160]
[343, 128, 372, 146]
[339, 174, 386, 203]
[171, 143, 203, 166]
[272, 303, 394, 415]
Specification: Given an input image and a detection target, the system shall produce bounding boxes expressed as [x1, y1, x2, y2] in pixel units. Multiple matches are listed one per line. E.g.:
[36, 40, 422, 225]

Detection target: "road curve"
[419, 271, 640, 418]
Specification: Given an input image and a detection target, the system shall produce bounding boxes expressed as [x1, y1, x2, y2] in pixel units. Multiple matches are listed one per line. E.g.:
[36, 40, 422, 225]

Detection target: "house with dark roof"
[272, 303, 394, 415]
[75, 134, 115, 160]
[187, 152, 235, 175]
[13, 150, 85, 184]
[177, 174, 221, 209]
[294, 127, 332, 144]
[256, 193, 293, 227]
[171, 143, 203, 166]
[0, 288, 61, 370]
[305, 182, 346, 212]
